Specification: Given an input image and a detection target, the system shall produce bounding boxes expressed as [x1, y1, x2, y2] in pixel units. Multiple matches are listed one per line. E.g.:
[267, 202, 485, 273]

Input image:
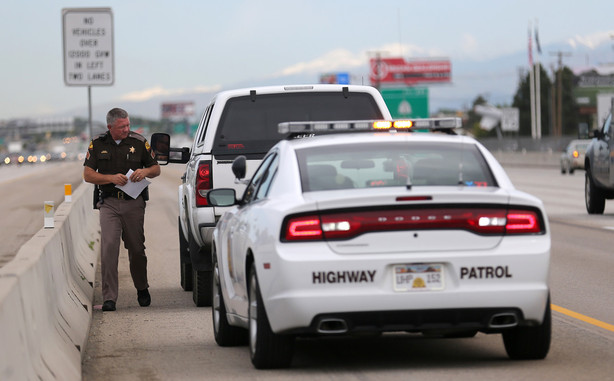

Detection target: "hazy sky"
[2, 0, 613, 120]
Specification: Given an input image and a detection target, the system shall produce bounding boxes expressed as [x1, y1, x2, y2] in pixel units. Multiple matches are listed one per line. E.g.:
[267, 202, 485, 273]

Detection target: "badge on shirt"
[129, 146, 136, 153]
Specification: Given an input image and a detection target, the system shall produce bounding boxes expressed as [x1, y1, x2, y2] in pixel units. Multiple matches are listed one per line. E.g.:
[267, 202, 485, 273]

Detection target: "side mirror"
[590, 129, 602, 139]
[150, 133, 170, 165]
[206, 188, 237, 207]
[150, 132, 190, 164]
[232, 155, 247, 179]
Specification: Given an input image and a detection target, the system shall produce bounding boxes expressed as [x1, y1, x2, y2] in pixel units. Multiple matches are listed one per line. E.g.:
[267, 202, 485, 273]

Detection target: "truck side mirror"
[150, 133, 170, 165]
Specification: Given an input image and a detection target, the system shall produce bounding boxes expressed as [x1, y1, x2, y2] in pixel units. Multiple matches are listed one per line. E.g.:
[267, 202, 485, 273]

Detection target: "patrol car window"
[243, 152, 277, 204]
[254, 154, 279, 201]
[212, 92, 384, 158]
[297, 142, 496, 191]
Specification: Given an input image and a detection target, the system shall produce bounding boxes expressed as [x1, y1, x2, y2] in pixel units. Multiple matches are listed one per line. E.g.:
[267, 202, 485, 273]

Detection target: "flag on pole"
[528, 25, 533, 66]
[535, 26, 542, 55]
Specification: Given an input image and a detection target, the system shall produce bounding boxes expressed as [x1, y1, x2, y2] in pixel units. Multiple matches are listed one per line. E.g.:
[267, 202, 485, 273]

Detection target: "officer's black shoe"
[137, 288, 151, 307]
[102, 300, 116, 311]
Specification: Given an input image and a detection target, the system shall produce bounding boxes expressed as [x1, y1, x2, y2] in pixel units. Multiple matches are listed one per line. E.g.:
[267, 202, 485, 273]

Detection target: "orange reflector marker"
[65, 184, 72, 203]
[373, 121, 393, 129]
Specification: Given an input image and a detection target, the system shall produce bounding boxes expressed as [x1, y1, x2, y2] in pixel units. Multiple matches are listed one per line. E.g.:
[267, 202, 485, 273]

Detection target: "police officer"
[83, 108, 161, 312]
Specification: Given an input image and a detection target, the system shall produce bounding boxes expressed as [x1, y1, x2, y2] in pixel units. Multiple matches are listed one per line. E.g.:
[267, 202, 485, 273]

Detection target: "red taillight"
[195, 161, 212, 207]
[282, 207, 543, 242]
[505, 210, 541, 234]
[284, 215, 322, 241]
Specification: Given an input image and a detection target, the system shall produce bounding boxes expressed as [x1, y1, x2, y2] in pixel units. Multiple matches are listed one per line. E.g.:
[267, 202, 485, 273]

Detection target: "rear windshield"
[212, 92, 384, 157]
[296, 141, 497, 191]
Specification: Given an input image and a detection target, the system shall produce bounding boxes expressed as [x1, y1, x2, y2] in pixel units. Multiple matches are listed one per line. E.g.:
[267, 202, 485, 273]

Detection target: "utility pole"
[367, 51, 386, 91]
[550, 51, 572, 136]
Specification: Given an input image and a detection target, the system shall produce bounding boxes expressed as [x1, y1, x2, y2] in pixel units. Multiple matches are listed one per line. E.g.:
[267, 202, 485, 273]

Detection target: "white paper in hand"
[116, 169, 150, 199]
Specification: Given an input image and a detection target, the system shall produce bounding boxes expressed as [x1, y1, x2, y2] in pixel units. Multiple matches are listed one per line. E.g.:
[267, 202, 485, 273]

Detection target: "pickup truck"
[585, 109, 614, 214]
[153, 84, 392, 305]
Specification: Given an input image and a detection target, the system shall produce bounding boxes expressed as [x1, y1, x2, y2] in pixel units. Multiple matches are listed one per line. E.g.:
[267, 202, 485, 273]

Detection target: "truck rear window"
[212, 92, 384, 157]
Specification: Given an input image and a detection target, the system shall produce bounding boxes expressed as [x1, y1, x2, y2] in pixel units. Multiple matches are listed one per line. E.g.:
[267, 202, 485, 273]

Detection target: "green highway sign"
[381, 87, 429, 118]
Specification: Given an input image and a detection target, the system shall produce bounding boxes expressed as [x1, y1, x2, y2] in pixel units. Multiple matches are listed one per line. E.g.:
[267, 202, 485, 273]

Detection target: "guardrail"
[0, 182, 99, 380]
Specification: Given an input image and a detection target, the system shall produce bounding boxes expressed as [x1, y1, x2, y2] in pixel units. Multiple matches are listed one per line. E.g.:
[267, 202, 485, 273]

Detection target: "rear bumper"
[256, 239, 550, 334]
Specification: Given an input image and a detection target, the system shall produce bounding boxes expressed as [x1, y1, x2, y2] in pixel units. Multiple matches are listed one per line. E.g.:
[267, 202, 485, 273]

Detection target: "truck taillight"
[282, 207, 544, 241]
[195, 161, 212, 207]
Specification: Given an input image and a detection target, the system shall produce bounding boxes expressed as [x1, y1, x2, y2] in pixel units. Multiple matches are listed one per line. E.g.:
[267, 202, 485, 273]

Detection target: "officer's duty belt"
[102, 190, 134, 200]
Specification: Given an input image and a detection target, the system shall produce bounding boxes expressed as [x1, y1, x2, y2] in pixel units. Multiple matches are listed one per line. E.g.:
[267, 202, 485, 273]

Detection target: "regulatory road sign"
[381, 87, 429, 118]
[501, 107, 519, 132]
[62, 8, 114, 86]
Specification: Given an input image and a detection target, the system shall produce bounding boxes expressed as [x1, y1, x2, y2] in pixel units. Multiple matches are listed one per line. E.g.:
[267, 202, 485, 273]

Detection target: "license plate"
[393, 263, 444, 292]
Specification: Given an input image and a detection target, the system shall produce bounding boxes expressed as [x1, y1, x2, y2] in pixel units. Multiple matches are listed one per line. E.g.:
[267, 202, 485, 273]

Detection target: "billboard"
[161, 102, 195, 120]
[320, 72, 350, 85]
[370, 57, 451, 86]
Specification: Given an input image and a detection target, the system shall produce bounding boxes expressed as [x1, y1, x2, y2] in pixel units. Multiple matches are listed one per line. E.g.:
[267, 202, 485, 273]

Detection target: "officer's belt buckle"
[117, 191, 125, 200]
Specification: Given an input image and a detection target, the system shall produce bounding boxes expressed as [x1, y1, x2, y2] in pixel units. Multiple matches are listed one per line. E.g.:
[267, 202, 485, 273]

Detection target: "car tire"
[212, 252, 248, 346]
[248, 263, 294, 369]
[502, 296, 551, 360]
[193, 269, 213, 307]
[585, 170, 605, 214]
[178, 217, 193, 291]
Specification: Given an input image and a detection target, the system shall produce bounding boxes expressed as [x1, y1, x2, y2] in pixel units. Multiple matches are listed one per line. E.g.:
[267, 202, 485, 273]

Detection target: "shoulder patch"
[128, 131, 145, 142]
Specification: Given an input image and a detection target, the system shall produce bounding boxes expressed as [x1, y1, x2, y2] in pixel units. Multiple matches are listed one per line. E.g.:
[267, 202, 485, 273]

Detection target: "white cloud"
[119, 85, 222, 102]
[278, 49, 364, 76]
[461, 34, 478, 55]
[568, 31, 614, 49]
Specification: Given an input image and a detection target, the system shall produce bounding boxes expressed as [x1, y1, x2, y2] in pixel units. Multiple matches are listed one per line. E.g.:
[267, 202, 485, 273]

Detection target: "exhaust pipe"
[489, 313, 518, 328]
[317, 318, 348, 334]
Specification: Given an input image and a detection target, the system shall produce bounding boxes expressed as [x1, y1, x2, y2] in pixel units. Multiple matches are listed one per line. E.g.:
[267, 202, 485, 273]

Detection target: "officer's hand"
[130, 169, 145, 182]
[110, 173, 128, 186]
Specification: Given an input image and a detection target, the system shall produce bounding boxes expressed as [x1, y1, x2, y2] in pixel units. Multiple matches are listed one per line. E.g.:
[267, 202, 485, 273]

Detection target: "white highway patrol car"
[206, 118, 551, 369]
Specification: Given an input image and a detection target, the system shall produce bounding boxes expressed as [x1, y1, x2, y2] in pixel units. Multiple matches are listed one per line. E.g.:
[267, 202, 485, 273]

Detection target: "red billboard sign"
[370, 57, 451, 86]
[161, 102, 195, 119]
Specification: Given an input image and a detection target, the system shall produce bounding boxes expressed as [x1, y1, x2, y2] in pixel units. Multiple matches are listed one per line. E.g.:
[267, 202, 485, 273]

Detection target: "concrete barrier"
[0, 182, 100, 381]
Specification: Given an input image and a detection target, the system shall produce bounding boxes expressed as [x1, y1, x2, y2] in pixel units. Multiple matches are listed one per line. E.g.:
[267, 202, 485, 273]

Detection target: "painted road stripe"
[552, 304, 614, 333]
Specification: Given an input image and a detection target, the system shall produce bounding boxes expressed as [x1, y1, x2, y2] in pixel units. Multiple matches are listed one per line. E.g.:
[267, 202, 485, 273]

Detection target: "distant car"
[207, 118, 551, 369]
[585, 111, 614, 214]
[560, 139, 590, 174]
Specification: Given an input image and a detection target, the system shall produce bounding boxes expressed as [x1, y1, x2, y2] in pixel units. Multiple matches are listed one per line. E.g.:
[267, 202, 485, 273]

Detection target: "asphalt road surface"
[0, 161, 84, 267]
[3, 160, 613, 379]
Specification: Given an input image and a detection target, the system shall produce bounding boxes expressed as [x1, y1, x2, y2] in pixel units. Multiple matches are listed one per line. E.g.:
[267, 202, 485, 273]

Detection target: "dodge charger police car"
[206, 118, 551, 369]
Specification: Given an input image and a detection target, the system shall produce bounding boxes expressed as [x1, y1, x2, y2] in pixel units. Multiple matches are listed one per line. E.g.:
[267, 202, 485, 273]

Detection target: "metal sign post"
[62, 8, 114, 139]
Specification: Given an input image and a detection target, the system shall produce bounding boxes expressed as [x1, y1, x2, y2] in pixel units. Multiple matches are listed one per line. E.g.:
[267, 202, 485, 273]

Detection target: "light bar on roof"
[278, 117, 462, 134]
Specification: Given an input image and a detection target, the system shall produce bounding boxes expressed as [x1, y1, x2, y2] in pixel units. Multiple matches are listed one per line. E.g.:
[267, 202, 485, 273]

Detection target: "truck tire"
[178, 217, 192, 291]
[187, 222, 213, 306]
[585, 170, 605, 214]
[193, 269, 213, 307]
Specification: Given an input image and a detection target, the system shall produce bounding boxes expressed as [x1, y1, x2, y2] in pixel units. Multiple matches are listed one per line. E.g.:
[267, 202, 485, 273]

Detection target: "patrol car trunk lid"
[301, 186, 534, 254]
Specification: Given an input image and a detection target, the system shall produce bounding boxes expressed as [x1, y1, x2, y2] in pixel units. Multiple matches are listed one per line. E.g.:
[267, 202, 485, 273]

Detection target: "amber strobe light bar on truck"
[278, 118, 462, 135]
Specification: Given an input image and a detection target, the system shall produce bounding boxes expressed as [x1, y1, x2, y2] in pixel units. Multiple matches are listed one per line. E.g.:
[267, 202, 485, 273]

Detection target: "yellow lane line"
[552, 304, 614, 333]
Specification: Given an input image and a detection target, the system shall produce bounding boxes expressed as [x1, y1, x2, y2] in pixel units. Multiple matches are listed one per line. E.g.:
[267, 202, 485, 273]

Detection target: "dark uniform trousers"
[99, 195, 148, 302]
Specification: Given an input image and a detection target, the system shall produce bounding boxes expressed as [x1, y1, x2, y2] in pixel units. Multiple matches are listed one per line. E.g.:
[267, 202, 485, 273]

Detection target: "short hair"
[107, 108, 129, 126]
